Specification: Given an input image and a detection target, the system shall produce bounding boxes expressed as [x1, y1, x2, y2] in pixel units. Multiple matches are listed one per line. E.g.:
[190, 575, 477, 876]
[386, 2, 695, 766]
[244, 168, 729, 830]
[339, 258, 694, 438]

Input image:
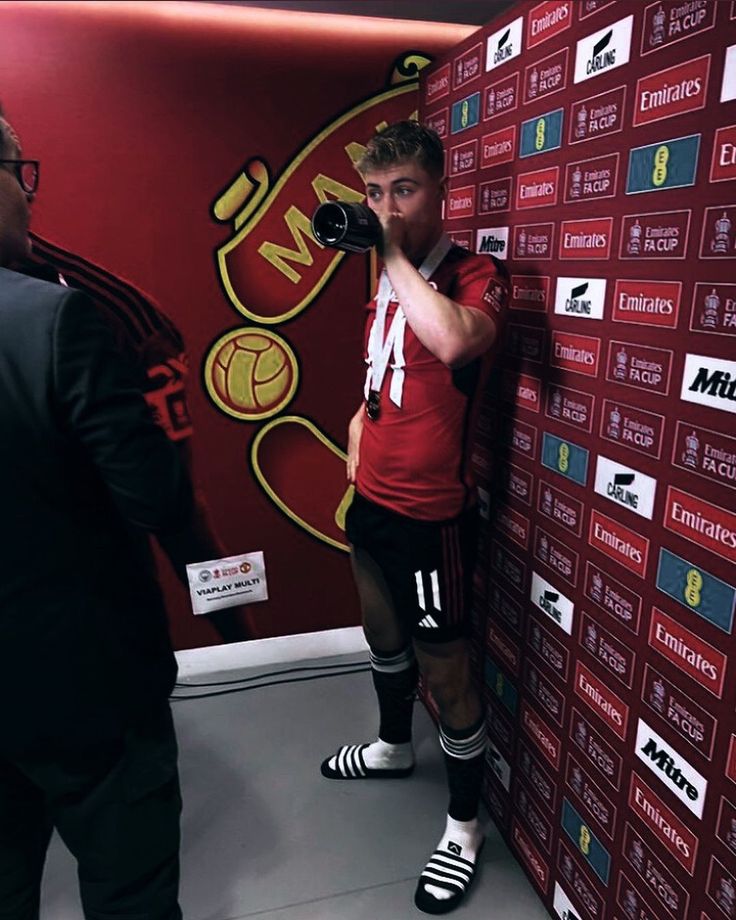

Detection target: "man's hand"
[347, 406, 364, 483]
[376, 209, 407, 260]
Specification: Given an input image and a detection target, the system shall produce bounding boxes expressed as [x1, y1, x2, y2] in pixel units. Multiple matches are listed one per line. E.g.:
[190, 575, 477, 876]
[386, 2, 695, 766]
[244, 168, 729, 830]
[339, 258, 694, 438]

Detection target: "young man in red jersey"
[321, 121, 509, 914]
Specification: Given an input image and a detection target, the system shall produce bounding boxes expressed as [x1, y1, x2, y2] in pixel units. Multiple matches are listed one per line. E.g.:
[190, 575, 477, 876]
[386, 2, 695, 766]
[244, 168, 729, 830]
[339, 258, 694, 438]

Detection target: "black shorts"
[345, 492, 479, 644]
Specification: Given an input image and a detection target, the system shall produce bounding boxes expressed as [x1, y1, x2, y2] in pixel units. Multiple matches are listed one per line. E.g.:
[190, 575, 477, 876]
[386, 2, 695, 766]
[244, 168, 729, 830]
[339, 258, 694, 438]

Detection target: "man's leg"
[49, 706, 182, 920]
[321, 543, 418, 778]
[0, 758, 53, 920]
[413, 637, 487, 913]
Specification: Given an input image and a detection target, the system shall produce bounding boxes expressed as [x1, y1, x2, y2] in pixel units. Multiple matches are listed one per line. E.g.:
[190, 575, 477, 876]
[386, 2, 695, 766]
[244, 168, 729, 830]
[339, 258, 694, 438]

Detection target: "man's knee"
[418, 647, 472, 713]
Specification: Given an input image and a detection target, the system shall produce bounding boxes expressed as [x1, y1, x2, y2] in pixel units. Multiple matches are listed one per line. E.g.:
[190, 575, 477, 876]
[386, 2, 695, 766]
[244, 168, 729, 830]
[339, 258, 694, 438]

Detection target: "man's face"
[363, 158, 446, 261]
[0, 118, 32, 266]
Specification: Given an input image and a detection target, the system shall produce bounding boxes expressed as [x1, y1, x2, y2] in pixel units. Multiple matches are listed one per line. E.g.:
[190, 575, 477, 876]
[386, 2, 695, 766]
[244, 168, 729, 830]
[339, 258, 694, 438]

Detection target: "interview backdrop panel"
[0, 0, 472, 648]
[420, 1, 736, 918]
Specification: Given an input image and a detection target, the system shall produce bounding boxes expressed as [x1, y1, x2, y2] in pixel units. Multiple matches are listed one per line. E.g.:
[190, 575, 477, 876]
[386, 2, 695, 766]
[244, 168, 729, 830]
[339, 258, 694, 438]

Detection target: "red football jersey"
[356, 245, 508, 521]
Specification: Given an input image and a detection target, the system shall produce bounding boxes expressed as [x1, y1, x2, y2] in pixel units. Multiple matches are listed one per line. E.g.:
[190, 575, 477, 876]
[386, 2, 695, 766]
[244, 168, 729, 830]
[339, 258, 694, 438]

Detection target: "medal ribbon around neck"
[364, 232, 453, 410]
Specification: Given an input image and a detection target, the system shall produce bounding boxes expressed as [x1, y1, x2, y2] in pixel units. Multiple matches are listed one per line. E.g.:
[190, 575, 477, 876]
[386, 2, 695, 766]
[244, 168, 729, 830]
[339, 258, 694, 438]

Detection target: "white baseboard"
[175, 626, 368, 679]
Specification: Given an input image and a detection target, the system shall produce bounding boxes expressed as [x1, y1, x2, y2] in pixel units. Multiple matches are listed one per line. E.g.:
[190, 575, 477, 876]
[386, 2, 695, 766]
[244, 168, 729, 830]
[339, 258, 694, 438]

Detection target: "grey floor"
[40, 653, 552, 919]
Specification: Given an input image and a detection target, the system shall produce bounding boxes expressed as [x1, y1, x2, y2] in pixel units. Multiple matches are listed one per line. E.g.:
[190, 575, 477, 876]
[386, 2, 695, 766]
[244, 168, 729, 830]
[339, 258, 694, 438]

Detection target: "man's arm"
[382, 223, 499, 369]
[347, 402, 364, 483]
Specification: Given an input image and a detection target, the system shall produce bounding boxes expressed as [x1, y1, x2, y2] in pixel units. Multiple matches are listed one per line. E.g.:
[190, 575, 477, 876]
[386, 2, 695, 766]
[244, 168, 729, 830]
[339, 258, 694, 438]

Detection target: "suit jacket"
[0, 268, 195, 756]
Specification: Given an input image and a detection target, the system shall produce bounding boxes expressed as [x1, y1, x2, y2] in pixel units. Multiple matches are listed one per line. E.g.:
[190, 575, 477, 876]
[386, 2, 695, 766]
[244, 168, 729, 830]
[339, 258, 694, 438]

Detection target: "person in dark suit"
[0, 112, 191, 918]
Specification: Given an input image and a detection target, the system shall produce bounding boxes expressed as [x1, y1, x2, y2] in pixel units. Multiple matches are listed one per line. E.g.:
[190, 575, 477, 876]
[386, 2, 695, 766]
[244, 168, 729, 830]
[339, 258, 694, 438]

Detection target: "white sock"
[327, 739, 414, 772]
[423, 815, 483, 902]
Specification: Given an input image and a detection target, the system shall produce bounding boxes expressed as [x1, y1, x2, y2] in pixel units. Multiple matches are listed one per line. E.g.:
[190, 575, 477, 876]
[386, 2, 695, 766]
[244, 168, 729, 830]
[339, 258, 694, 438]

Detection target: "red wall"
[0, 1, 472, 648]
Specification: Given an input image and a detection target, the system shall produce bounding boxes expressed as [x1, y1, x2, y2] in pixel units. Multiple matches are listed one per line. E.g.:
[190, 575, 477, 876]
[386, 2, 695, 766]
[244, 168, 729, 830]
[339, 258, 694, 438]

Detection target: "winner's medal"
[366, 389, 381, 421]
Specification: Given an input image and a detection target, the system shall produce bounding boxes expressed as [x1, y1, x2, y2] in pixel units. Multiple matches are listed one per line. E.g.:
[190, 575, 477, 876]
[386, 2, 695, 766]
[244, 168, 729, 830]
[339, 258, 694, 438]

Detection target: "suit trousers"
[0, 703, 182, 920]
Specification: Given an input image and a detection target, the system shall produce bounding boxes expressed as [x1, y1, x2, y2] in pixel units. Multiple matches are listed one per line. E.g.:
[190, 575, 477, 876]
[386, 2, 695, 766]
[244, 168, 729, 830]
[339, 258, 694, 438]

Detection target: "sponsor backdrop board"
[0, 3, 469, 648]
[422, 2, 736, 918]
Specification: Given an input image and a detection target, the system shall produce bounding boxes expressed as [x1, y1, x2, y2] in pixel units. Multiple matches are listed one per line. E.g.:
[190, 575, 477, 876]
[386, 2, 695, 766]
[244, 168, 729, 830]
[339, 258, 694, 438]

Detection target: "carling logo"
[574, 15, 633, 85]
[626, 134, 700, 194]
[711, 124, 736, 183]
[553, 881, 586, 920]
[649, 606, 726, 699]
[681, 353, 736, 416]
[486, 16, 524, 72]
[642, 0, 716, 57]
[633, 54, 710, 127]
[454, 42, 483, 90]
[512, 819, 549, 894]
[589, 509, 649, 578]
[476, 226, 509, 259]
[672, 419, 736, 496]
[559, 218, 614, 260]
[657, 545, 736, 635]
[524, 47, 568, 105]
[545, 384, 594, 434]
[522, 700, 561, 769]
[574, 660, 629, 741]
[479, 176, 512, 215]
[551, 330, 600, 378]
[534, 526, 579, 587]
[511, 275, 550, 311]
[580, 611, 635, 689]
[554, 277, 606, 320]
[538, 479, 583, 537]
[635, 719, 708, 819]
[606, 340, 672, 395]
[506, 326, 546, 364]
[569, 85, 626, 145]
[513, 223, 554, 260]
[594, 455, 656, 520]
[424, 62, 450, 105]
[541, 432, 589, 486]
[527, 1, 571, 49]
[481, 124, 517, 168]
[485, 739, 512, 791]
[664, 486, 736, 565]
[642, 664, 717, 763]
[620, 209, 691, 260]
[699, 204, 736, 260]
[561, 798, 611, 884]
[600, 398, 665, 460]
[584, 560, 642, 635]
[564, 152, 619, 203]
[448, 139, 478, 177]
[629, 773, 698, 875]
[612, 279, 681, 328]
[520, 108, 564, 158]
[425, 108, 448, 139]
[722, 44, 736, 103]
[530, 570, 574, 635]
[447, 185, 476, 220]
[484, 71, 519, 119]
[515, 166, 559, 210]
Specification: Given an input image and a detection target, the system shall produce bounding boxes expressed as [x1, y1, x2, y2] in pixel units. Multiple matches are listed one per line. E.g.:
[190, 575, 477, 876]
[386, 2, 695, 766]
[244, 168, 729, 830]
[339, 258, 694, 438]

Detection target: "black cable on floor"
[170, 664, 371, 701]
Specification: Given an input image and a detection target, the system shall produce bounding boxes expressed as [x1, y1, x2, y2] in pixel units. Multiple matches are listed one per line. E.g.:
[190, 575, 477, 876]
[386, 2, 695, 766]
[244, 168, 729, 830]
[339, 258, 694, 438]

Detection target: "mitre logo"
[680, 353, 736, 416]
[633, 54, 710, 127]
[574, 15, 633, 85]
[486, 16, 524, 72]
[594, 455, 656, 520]
[635, 719, 708, 818]
[589, 509, 649, 578]
[476, 226, 509, 259]
[559, 218, 614, 260]
[612, 279, 681, 328]
[554, 277, 606, 320]
[527, 1, 571, 49]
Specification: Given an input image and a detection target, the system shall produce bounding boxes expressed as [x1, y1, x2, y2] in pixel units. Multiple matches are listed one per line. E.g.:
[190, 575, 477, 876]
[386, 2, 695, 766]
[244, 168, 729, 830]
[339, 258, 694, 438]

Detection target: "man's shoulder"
[0, 266, 71, 317]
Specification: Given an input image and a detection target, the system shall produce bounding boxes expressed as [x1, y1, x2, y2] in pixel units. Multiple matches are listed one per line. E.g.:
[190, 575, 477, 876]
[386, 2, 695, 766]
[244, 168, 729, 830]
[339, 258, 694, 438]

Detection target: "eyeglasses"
[0, 159, 40, 195]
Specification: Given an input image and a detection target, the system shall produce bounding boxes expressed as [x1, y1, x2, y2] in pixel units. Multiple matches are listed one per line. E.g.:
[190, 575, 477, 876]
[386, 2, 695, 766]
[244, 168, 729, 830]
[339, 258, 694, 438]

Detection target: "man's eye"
[367, 189, 381, 201]
[396, 187, 413, 196]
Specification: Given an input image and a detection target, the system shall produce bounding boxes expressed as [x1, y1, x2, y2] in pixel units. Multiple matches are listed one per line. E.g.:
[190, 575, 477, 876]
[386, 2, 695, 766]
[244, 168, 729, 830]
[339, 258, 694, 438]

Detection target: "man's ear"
[439, 176, 448, 200]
